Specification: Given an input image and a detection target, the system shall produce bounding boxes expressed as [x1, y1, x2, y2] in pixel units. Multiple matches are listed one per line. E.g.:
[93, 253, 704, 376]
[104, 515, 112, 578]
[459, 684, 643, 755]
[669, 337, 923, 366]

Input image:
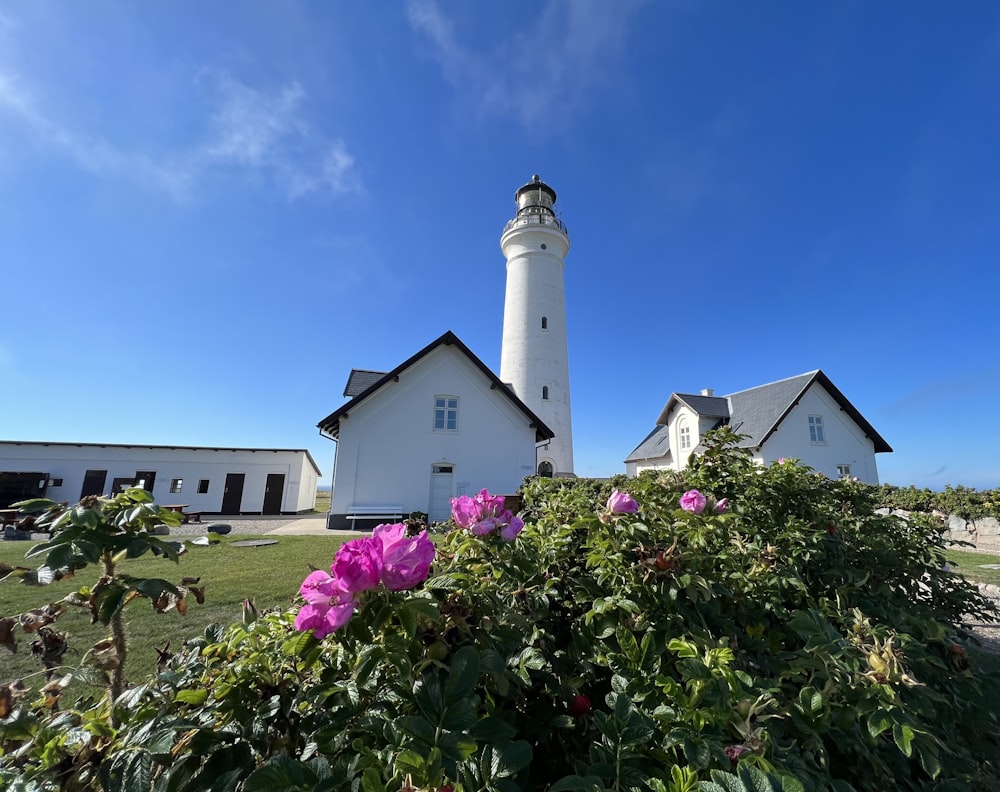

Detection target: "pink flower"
[606, 489, 638, 515]
[332, 536, 383, 595]
[451, 488, 524, 542]
[373, 523, 435, 591]
[450, 495, 480, 529]
[680, 489, 707, 514]
[715, 498, 729, 514]
[500, 515, 524, 542]
[294, 598, 357, 639]
[299, 569, 339, 604]
[724, 744, 751, 763]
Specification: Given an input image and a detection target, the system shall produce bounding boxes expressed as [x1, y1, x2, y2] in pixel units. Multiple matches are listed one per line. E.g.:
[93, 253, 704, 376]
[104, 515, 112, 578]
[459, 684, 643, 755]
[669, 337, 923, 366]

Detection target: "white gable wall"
[330, 345, 539, 524]
[0, 443, 319, 513]
[756, 385, 880, 483]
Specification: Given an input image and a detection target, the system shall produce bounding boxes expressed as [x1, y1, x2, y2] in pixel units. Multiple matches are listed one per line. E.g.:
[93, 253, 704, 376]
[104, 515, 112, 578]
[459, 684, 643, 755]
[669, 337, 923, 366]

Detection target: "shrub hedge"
[2, 429, 998, 791]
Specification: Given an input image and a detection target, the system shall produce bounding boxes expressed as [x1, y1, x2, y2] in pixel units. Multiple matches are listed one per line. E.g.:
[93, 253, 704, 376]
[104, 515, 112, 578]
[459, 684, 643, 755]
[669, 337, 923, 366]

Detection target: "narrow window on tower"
[542, 386, 549, 400]
[541, 316, 548, 330]
[433, 395, 459, 432]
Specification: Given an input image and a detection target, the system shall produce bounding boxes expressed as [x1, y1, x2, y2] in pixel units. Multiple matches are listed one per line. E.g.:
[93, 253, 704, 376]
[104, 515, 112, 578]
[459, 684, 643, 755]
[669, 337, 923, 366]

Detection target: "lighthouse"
[500, 175, 574, 476]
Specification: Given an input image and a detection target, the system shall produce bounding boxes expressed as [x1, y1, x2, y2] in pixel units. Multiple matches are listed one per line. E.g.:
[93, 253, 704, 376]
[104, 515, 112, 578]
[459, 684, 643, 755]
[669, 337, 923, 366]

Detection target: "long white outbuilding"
[0, 441, 321, 515]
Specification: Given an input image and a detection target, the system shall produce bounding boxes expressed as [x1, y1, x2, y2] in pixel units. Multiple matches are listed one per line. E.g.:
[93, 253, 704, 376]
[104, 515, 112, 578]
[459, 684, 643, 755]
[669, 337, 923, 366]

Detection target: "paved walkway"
[264, 517, 350, 536]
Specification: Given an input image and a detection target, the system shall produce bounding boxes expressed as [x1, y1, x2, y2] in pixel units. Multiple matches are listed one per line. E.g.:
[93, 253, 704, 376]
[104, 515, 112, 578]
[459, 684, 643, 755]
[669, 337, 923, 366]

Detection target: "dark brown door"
[263, 473, 284, 515]
[221, 473, 245, 515]
[80, 469, 108, 498]
[134, 471, 156, 492]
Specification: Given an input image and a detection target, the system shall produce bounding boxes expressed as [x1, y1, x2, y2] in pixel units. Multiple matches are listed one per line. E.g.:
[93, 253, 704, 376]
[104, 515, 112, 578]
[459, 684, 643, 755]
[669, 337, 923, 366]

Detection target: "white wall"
[0, 443, 319, 513]
[330, 345, 540, 521]
[758, 385, 880, 483]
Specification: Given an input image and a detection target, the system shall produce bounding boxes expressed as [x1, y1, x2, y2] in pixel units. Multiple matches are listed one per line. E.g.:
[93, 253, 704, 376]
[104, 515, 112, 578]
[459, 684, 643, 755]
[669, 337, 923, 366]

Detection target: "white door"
[429, 464, 454, 523]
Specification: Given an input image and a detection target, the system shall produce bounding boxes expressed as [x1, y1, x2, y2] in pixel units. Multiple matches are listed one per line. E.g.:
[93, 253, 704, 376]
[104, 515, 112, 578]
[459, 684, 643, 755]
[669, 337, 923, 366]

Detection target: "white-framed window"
[679, 423, 691, 450]
[837, 464, 851, 478]
[169, 478, 183, 494]
[809, 415, 825, 443]
[433, 395, 459, 431]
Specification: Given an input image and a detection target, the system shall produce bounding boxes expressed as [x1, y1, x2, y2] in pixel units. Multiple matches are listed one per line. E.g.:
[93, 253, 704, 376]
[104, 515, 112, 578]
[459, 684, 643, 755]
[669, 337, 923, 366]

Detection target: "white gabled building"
[625, 370, 892, 483]
[317, 331, 554, 530]
[0, 441, 321, 514]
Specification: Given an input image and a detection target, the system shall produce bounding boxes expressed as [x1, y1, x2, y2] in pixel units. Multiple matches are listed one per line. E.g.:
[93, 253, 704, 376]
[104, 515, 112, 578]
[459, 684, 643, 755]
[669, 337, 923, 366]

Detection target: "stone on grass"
[151, 524, 171, 536]
[207, 523, 232, 535]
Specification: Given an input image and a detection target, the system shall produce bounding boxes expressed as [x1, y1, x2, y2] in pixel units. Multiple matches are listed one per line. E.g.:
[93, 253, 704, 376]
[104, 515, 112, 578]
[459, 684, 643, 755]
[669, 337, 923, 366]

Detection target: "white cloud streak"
[0, 62, 361, 203]
[407, 0, 648, 126]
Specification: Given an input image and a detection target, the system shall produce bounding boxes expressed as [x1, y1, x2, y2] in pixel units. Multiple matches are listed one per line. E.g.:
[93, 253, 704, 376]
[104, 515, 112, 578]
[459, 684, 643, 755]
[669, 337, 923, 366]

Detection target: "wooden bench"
[344, 505, 404, 530]
[183, 511, 203, 524]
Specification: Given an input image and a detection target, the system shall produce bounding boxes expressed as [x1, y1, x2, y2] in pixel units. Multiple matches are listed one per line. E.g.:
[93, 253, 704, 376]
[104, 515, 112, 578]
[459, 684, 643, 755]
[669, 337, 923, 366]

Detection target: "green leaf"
[892, 722, 914, 757]
[668, 638, 698, 658]
[175, 689, 209, 706]
[444, 645, 480, 702]
[243, 757, 319, 791]
[101, 747, 151, 792]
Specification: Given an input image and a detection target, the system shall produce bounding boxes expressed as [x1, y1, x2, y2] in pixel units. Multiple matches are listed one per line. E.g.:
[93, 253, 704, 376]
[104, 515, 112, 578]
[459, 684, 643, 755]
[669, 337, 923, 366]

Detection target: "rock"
[948, 514, 971, 534]
[206, 523, 232, 535]
[972, 517, 999, 537]
[151, 524, 171, 536]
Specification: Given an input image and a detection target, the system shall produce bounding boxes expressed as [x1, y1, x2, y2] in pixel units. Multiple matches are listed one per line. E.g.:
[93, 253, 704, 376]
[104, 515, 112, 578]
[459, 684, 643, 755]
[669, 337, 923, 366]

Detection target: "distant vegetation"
[875, 484, 1000, 520]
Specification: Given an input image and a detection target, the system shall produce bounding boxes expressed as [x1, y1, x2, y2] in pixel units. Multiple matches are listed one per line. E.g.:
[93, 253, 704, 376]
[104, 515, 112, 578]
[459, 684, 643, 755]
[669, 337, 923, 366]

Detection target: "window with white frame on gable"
[679, 422, 691, 450]
[433, 395, 459, 431]
[836, 464, 851, 478]
[808, 415, 826, 443]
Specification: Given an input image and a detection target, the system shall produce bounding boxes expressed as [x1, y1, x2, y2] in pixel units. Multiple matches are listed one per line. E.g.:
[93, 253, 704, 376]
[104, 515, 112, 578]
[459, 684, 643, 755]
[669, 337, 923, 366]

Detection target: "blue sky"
[0, 1, 996, 490]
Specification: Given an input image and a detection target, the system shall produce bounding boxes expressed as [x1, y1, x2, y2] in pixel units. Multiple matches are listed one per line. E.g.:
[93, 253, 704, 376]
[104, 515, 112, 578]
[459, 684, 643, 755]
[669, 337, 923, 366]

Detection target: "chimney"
[701, 388, 714, 397]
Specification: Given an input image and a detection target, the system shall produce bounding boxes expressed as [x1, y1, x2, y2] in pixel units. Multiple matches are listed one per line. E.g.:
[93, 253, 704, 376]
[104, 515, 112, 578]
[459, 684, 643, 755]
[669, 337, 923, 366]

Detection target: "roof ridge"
[724, 369, 819, 397]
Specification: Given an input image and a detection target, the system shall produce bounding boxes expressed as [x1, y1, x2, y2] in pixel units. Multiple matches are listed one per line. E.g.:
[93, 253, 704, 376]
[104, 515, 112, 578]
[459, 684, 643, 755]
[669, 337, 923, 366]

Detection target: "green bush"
[2, 430, 999, 791]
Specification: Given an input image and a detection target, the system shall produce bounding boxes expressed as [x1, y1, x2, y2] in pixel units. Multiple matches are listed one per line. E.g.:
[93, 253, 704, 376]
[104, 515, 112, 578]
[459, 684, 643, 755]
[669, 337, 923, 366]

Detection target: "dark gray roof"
[624, 425, 671, 463]
[343, 369, 387, 398]
[727, 370, 891, 453]
[318, 331, 555, 444]
[725, 371, 817, 449]
[633, 370, 892, 463]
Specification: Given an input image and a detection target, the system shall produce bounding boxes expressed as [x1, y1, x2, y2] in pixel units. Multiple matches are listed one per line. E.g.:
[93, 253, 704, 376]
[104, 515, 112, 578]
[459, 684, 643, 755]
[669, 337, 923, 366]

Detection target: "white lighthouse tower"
[500, 175, 574, 476]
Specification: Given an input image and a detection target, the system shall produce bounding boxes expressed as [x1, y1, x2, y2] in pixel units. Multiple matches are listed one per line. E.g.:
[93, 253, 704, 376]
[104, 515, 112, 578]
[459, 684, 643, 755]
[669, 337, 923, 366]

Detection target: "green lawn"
[947, 548, 1000, 588]
[1, 534, 353, 695]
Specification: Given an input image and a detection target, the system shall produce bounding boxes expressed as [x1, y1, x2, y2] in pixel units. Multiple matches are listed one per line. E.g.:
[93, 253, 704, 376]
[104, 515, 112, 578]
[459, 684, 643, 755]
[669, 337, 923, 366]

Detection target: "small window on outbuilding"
[541, 316, 548, 330]
[542, 386, 549, 400]
[170, 478, 183, 494]
[837, 464, 851, 478]
[198, 479, 210, 494]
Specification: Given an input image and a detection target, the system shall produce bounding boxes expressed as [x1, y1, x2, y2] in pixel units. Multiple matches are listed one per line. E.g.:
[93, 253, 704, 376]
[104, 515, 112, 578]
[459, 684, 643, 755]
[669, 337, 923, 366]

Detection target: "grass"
[1, 534, 353, 694]
[313, 489, 331, 513]
[947, 548, 1000, 588]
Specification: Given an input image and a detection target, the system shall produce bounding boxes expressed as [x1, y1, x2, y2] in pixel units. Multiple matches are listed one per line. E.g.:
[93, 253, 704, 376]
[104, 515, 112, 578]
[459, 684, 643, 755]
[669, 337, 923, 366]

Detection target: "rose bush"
[3, 429, 999, 791]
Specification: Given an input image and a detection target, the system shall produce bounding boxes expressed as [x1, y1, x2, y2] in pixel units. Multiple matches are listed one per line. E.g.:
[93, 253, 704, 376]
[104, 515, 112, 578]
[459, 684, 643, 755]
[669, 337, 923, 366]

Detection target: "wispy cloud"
[407, 0, 648, 126]
[0, 61, 361, 203]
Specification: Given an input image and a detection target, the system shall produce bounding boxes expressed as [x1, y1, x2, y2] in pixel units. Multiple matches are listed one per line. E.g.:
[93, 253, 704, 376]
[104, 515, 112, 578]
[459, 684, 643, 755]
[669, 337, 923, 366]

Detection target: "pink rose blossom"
[606, 489, 638, 515]
[680, 489, 707, 514]
[715, 498, 729, 514]
[500, 515, 524, 542]
[299, 569, 340, 604]
[332, 536, 383, 595]
[294, 598, 357, 639]
[451, 488, 524, 542]
[373, 523, 435, 591]
[450, 495, 480, 529]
